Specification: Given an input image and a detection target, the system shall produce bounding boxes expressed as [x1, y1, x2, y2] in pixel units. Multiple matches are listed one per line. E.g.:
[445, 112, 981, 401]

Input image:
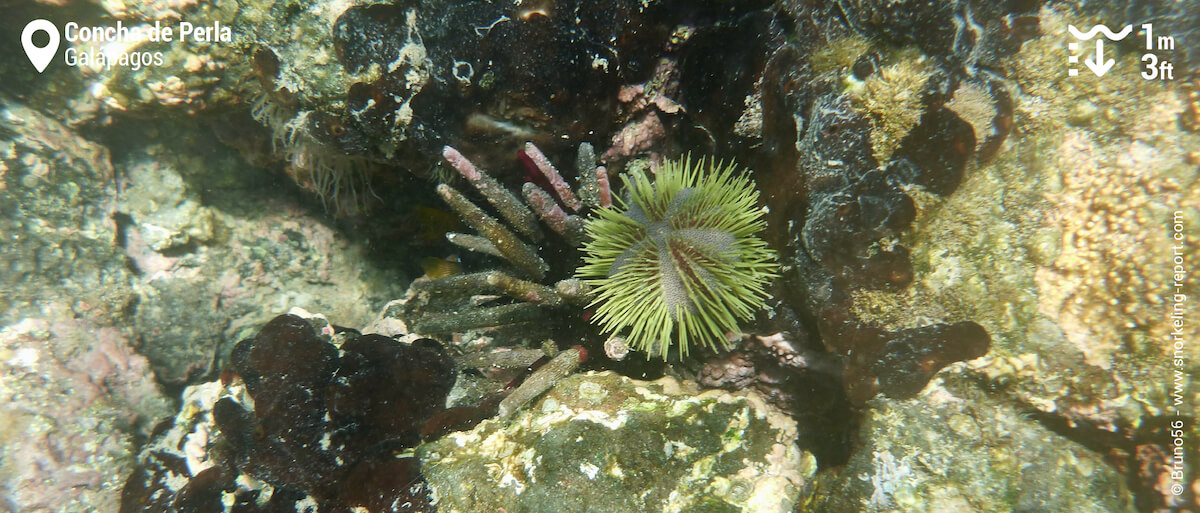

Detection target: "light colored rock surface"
[111, 120, 407, 383]
[0, 96, 134, 326]
[813, 376, 1136, 513]
[420, 370, 816, 513]
[0, 307, 173, 513]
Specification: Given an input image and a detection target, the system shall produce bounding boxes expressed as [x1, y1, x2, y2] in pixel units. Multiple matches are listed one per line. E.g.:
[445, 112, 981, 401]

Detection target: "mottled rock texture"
[420, 371, 815, 513]
[0, 96, 133, 326]
[0, 309, 172, 513]
[813, 376, 1136, 513]
[847, 3, 1198, 443]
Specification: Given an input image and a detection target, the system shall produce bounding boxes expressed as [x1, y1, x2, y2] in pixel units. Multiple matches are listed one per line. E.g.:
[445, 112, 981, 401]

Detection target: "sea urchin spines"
[578, 157, 779, 359]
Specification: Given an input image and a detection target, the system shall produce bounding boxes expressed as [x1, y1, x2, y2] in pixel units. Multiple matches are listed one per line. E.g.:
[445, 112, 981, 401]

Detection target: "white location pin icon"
[22, 19, 60, 74]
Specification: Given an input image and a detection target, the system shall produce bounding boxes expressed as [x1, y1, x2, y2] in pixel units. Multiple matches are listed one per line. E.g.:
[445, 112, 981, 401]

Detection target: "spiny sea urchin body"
[578, 158, 778, 359]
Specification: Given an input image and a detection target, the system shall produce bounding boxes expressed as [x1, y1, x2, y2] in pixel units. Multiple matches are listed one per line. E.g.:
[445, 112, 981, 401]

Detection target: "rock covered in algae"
[110, 119, 407, 384]
[419, 371, 815, 513]
[812, 376, 1136, 513]
[1, 0, 241, 121]
[834, 5, 1199, 507]
[121, 312, 455, 512]
[846, 3, 1199, 434]
[117, 146, 217, 252]
[0, 305, 172, 513]
[0, 95, 134, 326]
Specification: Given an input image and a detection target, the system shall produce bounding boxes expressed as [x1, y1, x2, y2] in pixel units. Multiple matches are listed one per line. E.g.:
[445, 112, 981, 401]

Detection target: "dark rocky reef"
[699, 330, 858, 466]
[729, 0, 1048, 409]
[120, 314, 458, 513]
[255, 0, 779, 173]
[695, 0, 1046, 468]
[351, 0, 1042, 467]
[189, 0, 1042, 476]
[834, 0, 1042, 72]
[781, 93, 991, 404]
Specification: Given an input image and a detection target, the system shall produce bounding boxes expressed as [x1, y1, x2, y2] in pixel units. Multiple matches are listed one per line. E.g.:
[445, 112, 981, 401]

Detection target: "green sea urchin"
[578, 158, 778, 359]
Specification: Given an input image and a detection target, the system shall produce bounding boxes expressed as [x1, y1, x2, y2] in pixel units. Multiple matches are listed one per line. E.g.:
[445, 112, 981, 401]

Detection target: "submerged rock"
[0, 95, 134, 326]
[0, 307, 172, 513]
[111, 120, 407, 384]
[845, 0, 1198, 461]
[0, 94, 174, 513]
[840, 5, 1199, 508]
[812, 376, 1136, 512]
[121, 312, 457, 512]
[117, 148, 217, 252]
[419, 371, 815, 513]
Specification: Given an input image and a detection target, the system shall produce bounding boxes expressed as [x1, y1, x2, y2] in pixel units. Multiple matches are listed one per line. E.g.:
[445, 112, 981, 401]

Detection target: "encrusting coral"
[578, 158, 779, 359]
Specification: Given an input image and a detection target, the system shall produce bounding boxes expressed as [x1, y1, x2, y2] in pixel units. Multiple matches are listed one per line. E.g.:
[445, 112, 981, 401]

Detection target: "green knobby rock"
[419, 371, 815, 513]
